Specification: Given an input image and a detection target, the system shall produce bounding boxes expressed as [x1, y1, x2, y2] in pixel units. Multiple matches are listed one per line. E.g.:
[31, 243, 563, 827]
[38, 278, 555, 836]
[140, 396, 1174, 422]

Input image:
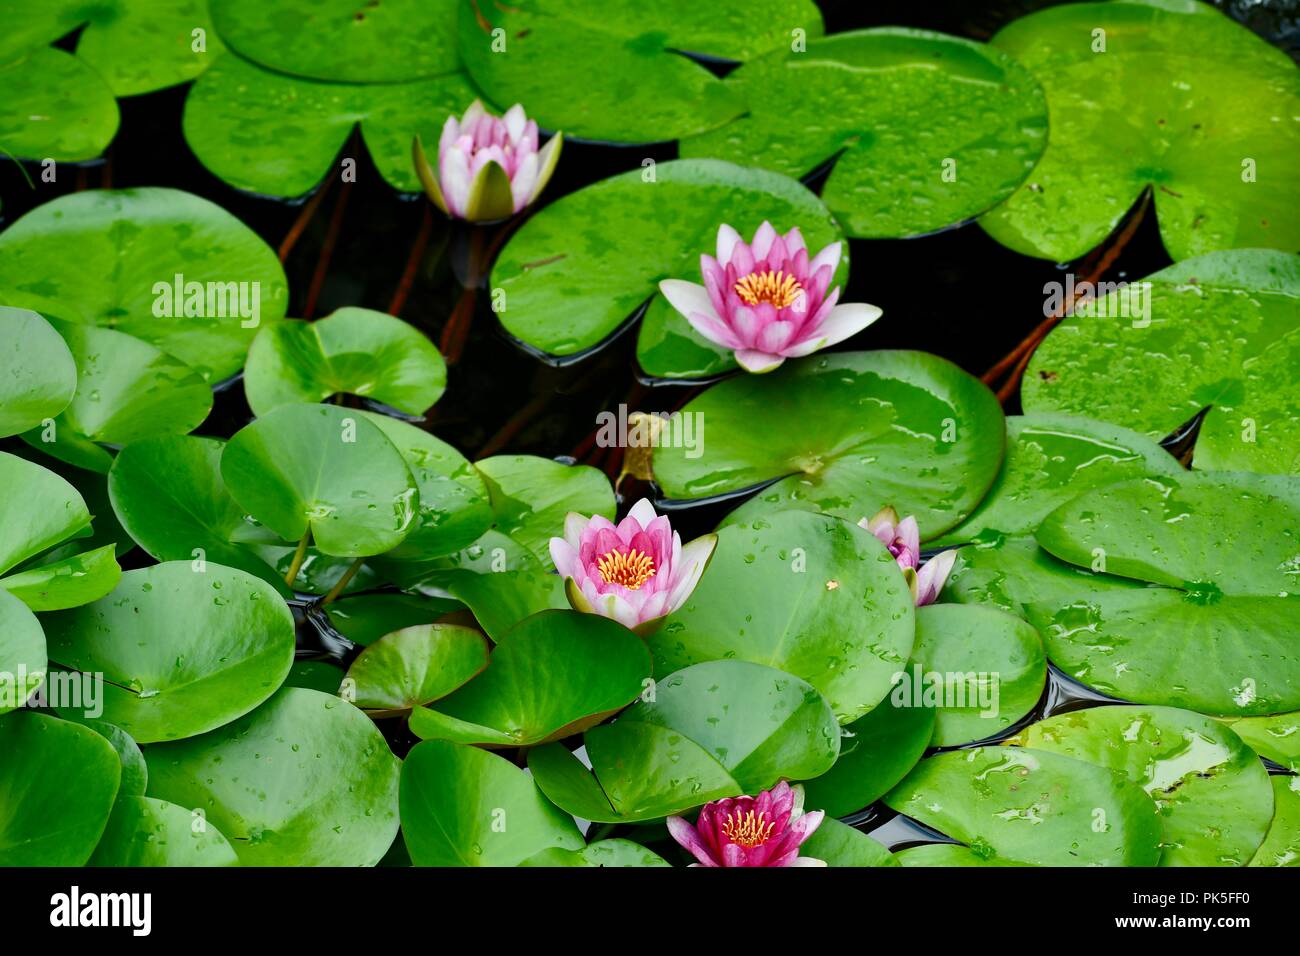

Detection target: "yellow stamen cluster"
[721, 809, 776, 848]
[596, 548, 656, 590]
[734, 270, 804, 309]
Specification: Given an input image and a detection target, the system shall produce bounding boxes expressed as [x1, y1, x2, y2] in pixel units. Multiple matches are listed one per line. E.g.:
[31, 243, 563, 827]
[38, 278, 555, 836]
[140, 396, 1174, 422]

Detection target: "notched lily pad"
[344, 623, 488, 716]
[0, 47, 119, 161]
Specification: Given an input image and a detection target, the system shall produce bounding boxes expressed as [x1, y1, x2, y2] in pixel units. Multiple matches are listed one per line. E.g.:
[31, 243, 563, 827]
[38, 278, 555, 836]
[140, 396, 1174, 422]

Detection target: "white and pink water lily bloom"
[413, 100, 562, 222]
[659, 221, 882, 373]
[549, 498, 717, 636]
[859, 506, 956, 607]
[667, 782, 826, 867]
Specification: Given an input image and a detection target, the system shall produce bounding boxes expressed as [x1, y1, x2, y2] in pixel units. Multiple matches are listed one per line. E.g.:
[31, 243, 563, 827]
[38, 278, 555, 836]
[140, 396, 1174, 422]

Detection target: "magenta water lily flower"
[860, 506, 956, 606]
[413, 100, 562, 222]
[658, 221, 882, 373]
[549, 498, 716, 635]
[667, 782, 826, 867]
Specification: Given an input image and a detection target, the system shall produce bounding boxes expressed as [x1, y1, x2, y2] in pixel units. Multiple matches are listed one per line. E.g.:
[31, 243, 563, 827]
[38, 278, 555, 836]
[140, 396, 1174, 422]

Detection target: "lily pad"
[88, 796, 240, 867]
[401, 738, 583, 867]
[1009, 705, 1273, 866]
[417, 566, 567, 641]
[1250, 776, 1300, 867]
[220, 403, 418, 557]
[325, 592, 464, 646]
[520, 839, 670, 868]
[912, 604, 1046, 747]
[183, 52, 478, 197]
[896, 843, 1027, 867]
[42, 562, 295, 742]
[0, 710, 120, 866]
[244, 308, 446, 417]
[285, 660, 345, 695]
[0, 188, 288, 381]
[345, 624, 488, 716]
[885, 745, 1163, 866]
[655, 351, 1005, 539]
[64, 716, 148, 797]
[801, 695, 935, 819]
[681, 29, 1047, 238]
[0, 590, 46, 715]
[0, 451, 121, 612]
[650, 510, 914, 723]
[1222, 713, 1300, 772]
[1023, 250, 1300, 475]
[1, 0, 225, 96]
[457, 0, 823, 143]
[145, 688, 401, 866]
[800, 818, 897, 868]
[0, 308, 76, 439]
[491, 158, 844, 359]
[0, 47, 119, 161]
[210, 0, 458, 84]
[934, 414, 1185, 546]
[982, 0, 1300, 262]
[410, 610, 652, 745]
[622, 660, 841, 792]
[107, 435, 288, 594]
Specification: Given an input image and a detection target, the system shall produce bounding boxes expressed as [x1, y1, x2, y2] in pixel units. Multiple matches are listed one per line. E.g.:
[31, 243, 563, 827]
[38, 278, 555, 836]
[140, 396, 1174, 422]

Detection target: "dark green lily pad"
[520, 839, 670, 868]
[43, 562, 295, 742]
[801, 818, 897, 867]
[457, 0, 823, 143]
[411, 610, 652, 746]
[934, 414, 1184, 546]
[401, 738, 583, 867]
[0, 710, 120, 866]
[681, 28, 1046, 238]
[345, 624, 488, 716]
[982, 0, 1300, 262]
[0, 590, 45, 715]
[1250, 776, 1300, 867]
[491, 158, 844, 359]
[183, 53, 478, 197]
[0, 188, 288, 381]
[912, 604, 1046, 746]
[418, 566, 566, 642]
[244, 308, 446, 417]
[1023, 250, 1300, 475]
[221, 403, 418, 557]
[896, 843, 1027, 867]
[325, 591, 463, 646]
[88, 796, 240, 867]
[107, 435, 288, 595]
[623, 660, 840, 792]
[64, 715, 148, 797]
[145, 688, 400, 866]
[1010, 705, 1273, 866]
[0, 308, 76, 439]
[656, 351, 1005, 539]
[801, 695, 934, 819]
[211, 0, 458, 84]
[285, 660, 345, 694]
[651, 510, 914, 723]
[0, 47, 118, 161]
[886, 745, 1162, 866]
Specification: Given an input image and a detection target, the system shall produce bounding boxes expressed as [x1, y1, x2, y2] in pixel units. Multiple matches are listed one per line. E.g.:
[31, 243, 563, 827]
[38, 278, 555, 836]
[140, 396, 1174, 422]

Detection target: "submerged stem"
[321, 558, 365, 606]
[284, 531, 311, 588]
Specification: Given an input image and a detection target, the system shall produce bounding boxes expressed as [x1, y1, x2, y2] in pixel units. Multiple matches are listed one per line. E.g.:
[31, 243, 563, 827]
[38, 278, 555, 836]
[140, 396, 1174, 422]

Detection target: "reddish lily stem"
[278, 176, 334, 263]
[388, 203, 435, 317]
[302, 178, 354, 320]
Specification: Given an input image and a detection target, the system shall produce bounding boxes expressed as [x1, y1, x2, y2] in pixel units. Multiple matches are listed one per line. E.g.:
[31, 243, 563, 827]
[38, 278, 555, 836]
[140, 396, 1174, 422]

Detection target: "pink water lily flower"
[659, 221, 882, 373]
[413, 100, 562, 222]
[549, 498, 716, 636]
[859, 506, 956, 606]
[667, 782, 826, 867]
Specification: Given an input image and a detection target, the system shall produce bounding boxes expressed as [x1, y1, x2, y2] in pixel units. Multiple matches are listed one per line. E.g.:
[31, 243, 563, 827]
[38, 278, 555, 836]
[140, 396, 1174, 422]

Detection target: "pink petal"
[735, 349, 785, 373]
[667, 816, 719, 867]
[715, 223, 742, 265]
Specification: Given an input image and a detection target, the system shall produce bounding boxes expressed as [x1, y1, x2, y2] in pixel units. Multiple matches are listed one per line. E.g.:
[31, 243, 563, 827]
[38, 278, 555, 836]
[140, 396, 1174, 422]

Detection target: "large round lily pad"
[410, 610, 652, 746]
[401, 738, 583, 867]
[43, 562, 295, 742]
[0, 307, 76, 440]
[457, 0, 823, 143]
[0, 710, 120, 866]
[0, 188, 288, 381]
[982, 0, 1300, 262]
[491, 158, 844, 359]
[144, 688, 401, 866]
[183, 53, 478, 197]
[912, 604, 1046, 747]
[88, 796, 240, 867]
[655, 351, 1005, 540]
[244, 307, 446, 417]
[681, 28, 1046, 238]
[0, 47, 118, 161]
[801, 818, 897, 867]
[649, 510, 915, 723]
[886, 745, 1162, 866]
[221, 403, 418, 557]
[345, 623, 488, 716]
[934, 414, 1185, 546]
[1023, 250, 1300, 475]
[1010, 705, 1273, 866]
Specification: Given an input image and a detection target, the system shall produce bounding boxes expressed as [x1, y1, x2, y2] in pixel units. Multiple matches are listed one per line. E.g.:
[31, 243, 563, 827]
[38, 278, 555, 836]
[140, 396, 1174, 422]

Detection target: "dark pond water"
[3, 0, 1295, 856]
